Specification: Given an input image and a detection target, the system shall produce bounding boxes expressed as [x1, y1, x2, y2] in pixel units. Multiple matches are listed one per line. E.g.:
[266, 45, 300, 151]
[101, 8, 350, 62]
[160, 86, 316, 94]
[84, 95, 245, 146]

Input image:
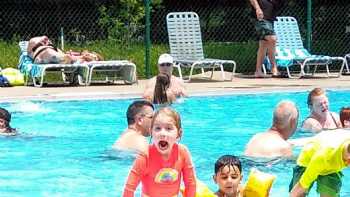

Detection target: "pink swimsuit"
[123, 143, 196, 197]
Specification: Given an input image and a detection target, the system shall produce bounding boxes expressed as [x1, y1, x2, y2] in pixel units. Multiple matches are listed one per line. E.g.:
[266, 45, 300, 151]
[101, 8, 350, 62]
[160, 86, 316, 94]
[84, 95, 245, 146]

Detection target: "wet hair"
[307, 88, 325, 108]
[0, 107, 11, 123]
[0, 107, 14, 132]
[340, 107, 350, 127]
[214, 155, 242, 174]
[153, 73, 170, 104]
[151, 107, 182, 138]
[126, 100, 154, 125]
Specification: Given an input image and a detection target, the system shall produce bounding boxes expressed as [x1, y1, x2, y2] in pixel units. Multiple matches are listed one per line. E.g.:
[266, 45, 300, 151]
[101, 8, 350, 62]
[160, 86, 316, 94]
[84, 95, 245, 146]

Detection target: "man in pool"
[244, 100, 299, 158]
[143, 53, 187, 102]
[112, 100, 154, 155]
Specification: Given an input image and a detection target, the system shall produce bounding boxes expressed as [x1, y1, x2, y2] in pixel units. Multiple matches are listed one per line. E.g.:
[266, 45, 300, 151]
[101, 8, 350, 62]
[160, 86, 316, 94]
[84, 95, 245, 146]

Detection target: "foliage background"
[0, 0, 349, 78]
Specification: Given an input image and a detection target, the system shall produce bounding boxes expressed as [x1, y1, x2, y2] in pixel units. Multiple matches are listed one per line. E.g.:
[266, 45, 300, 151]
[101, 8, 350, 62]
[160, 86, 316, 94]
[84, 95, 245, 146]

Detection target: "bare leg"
[265, 35, 279, 75]
[255, 40, 267, 77]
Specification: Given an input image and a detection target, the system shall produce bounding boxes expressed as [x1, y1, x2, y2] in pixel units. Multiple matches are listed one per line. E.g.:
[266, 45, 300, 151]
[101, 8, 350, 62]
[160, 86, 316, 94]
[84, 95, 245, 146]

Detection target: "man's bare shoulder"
[113, 129, 146, 149]
[247, 132, 264, 144]
[245, 131, 291, 157]
[244, 132, 264, 152]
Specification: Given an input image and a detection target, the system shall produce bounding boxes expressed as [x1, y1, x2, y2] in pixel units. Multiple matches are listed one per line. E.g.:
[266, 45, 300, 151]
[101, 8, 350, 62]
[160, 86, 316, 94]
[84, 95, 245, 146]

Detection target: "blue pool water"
[1, 90, 350, 196]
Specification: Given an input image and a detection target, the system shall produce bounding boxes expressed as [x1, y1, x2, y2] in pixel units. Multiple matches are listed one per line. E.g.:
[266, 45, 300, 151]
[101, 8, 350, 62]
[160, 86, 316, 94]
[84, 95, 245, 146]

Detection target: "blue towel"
[18, 54, 43, 78]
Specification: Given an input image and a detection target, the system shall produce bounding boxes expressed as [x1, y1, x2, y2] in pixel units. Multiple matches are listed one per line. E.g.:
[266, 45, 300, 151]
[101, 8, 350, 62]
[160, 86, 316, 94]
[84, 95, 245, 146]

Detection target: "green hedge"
[0, 40, 257, 79]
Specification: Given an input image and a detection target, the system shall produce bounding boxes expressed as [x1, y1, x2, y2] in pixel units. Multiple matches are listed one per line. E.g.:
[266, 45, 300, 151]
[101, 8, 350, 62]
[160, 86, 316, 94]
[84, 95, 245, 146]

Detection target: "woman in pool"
[302, 88, 342, 132]
[122, 107, 196, 197]
[152, 73, 176, 105]
[0, 107, 17, 136]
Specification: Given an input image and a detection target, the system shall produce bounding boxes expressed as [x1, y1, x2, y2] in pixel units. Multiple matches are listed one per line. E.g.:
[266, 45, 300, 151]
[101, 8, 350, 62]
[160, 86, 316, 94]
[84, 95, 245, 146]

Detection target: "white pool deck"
[1, 72, 350, 102]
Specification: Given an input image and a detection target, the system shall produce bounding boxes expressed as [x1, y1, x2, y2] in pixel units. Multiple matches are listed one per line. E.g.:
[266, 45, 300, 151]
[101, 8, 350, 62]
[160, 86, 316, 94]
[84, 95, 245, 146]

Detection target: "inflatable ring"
[1, 68, 24, 86]
[243, 168, 276, 197]
[180, 179, 216, 197]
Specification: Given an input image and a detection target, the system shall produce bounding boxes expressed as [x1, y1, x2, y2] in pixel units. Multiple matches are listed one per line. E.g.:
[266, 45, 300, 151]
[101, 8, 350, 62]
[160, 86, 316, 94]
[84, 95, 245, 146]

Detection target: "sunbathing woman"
[28, 36, 103, 64]
[122, 107, 196, 197]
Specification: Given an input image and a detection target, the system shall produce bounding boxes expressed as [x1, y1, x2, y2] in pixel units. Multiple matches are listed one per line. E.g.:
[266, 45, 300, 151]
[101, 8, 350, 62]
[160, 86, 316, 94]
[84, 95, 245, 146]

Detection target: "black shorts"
[254, 19, 275, 41]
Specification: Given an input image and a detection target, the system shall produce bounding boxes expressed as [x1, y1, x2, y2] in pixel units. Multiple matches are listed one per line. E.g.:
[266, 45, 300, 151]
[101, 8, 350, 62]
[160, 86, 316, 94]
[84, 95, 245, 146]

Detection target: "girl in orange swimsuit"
[122, 107, 196, 197]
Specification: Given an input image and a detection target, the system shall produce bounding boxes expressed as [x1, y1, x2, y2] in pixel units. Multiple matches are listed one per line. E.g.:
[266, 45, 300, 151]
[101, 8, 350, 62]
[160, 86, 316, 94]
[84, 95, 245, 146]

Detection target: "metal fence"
[1, 0, 349, 77]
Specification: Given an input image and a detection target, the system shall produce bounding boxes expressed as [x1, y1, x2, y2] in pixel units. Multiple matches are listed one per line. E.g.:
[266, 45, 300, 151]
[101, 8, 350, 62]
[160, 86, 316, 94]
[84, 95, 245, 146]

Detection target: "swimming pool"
[1, 90, 350, 196]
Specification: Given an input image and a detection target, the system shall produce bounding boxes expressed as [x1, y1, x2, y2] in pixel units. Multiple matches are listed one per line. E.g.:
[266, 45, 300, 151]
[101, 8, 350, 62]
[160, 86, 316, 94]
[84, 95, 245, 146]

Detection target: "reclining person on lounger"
[27, 36, 103, 64]
[28, 36, 104, 84]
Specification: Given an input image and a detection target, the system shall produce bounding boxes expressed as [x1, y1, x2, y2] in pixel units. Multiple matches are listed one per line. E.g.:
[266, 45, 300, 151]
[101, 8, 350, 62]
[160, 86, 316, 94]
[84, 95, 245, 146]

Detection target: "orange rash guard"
[122, 143, 196, 197]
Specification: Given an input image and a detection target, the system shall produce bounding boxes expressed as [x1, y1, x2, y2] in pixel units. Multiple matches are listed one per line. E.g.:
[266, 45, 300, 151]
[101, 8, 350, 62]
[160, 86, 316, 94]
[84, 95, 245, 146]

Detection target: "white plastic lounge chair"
[18, 41, 89, 87]
[272, 17, 346, 78]
[343, 54, 350, 74]
[87, 60, 137, 85]
[166, 12, 236, 82]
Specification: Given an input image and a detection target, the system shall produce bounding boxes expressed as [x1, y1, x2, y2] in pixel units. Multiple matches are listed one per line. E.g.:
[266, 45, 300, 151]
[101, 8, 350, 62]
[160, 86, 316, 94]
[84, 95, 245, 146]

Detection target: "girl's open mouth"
[158, 140, 169, 151]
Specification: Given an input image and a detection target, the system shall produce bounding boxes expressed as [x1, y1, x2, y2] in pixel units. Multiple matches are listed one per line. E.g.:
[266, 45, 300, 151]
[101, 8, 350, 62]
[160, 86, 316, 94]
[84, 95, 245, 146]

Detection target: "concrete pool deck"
[1, 72, 350, 101]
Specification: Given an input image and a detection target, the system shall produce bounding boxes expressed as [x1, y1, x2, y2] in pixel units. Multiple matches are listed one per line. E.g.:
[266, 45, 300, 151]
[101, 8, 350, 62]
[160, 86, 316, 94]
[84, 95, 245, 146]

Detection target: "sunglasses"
[141, 114, 153, 119]
[159, 63, 172, 67]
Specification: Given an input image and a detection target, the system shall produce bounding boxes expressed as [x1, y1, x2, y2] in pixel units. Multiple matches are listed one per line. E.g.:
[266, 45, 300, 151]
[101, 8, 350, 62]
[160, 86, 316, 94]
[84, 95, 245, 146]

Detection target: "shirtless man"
[112, 100, 154, 154]
[143, 54, 186, 102]
[302, 88, 341, 133]
[244, 100, 299, 158]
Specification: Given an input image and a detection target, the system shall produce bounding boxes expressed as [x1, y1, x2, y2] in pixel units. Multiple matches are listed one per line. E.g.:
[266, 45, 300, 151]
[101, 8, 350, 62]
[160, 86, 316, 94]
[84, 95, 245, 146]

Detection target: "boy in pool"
[289, 130, 350, 197]
[213, 155, 243, 197]
[122, 107, 196, 197]
[0, 107, 17, 136]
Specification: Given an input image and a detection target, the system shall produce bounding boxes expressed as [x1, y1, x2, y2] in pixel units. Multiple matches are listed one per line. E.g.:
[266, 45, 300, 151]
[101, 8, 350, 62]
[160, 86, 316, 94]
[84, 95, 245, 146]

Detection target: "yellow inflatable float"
[243, 168, 276, 197]
[1, 68, 24, 86]
[181, 168, 275, 197]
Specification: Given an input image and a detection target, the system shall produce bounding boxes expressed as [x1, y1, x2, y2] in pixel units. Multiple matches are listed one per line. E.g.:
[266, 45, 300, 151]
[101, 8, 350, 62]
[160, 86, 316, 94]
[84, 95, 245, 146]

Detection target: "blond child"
[289, 130, 350, 197]
[122, 107, 196, 197]
[213, 155, 243, 197]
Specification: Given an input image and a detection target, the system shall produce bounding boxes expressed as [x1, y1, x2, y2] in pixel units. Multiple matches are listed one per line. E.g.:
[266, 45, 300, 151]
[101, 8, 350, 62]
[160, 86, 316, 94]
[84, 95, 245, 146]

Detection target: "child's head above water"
[151, 107, 182, 157]
[0, 107, 14, 133]
[213, 155, 242, 197]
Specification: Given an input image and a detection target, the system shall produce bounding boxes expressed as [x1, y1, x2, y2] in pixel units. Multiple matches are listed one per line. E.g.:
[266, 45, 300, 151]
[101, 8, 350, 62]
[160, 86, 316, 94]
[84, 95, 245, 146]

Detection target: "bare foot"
[254, 71, 265, 78]
[271, 66, 280, 76]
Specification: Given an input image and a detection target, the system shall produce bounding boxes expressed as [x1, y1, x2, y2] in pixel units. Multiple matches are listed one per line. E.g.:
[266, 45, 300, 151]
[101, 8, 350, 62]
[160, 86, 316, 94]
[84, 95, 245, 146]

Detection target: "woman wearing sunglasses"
[143, 54, 187, 103]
